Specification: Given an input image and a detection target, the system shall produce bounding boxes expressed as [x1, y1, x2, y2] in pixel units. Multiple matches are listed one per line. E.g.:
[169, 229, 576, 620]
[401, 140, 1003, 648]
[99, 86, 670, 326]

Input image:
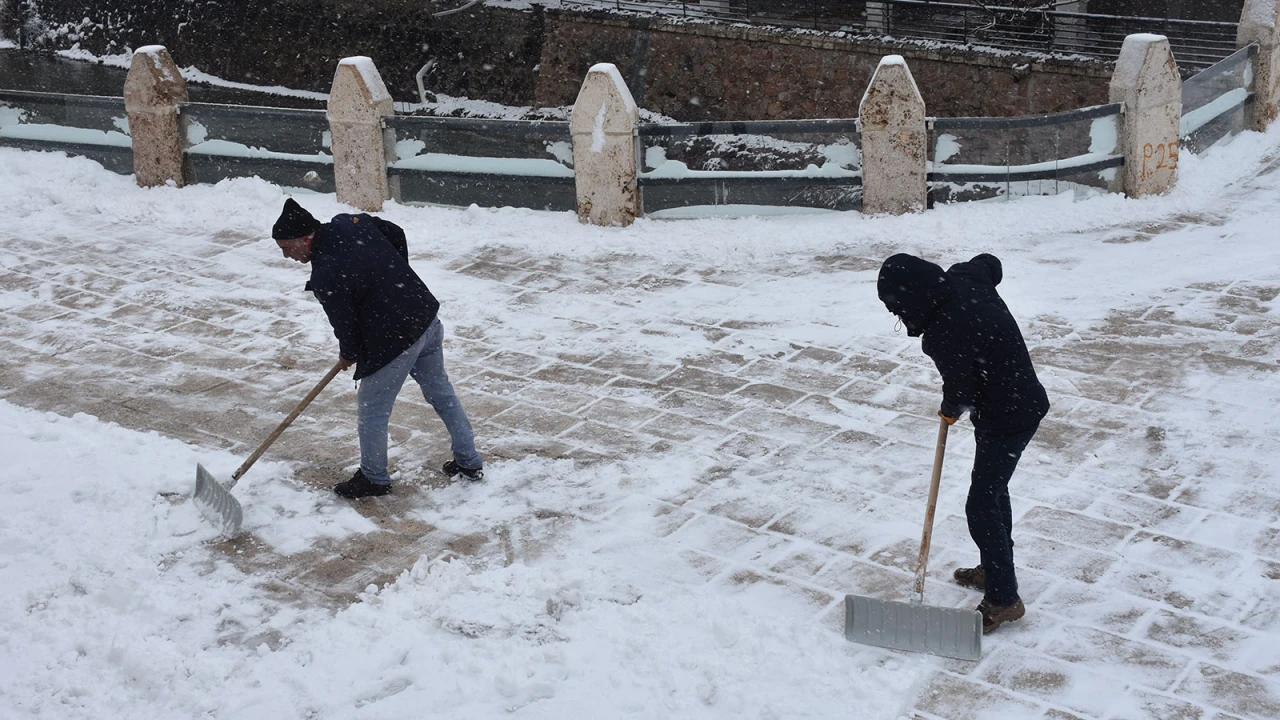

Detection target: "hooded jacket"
[877, 253, 1049, 434]
[307, 214, 439, 381]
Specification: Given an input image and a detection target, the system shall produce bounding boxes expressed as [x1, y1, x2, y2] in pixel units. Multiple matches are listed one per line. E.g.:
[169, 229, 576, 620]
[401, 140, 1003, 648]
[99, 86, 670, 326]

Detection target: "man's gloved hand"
[938, 409, 958, 425]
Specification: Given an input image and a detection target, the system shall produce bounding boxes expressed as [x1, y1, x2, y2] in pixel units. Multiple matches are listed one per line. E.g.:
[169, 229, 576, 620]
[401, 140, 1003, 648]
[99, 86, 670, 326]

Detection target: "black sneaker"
[442, 460, 484, 482]
[333, 470, 391, 498]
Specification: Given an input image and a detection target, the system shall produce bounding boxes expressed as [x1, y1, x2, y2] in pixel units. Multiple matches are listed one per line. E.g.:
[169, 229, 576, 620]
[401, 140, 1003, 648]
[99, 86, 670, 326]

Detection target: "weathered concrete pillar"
[1110, 34, 1182, 198]
[1239, 0, 1280, 131]
[570, 63, 639, 227]
[858, 55, 927, 215]
[124, 45, 187, 188]
[328, 57, 394, 212]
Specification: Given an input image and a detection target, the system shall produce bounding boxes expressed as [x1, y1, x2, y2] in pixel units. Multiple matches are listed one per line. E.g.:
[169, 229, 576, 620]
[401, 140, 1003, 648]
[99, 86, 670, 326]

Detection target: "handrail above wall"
[559, 0, 1240, 72]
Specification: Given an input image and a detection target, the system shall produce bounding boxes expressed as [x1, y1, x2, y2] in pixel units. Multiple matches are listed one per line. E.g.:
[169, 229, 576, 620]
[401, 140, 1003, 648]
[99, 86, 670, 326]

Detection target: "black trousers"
[966, 424, 1038, 606]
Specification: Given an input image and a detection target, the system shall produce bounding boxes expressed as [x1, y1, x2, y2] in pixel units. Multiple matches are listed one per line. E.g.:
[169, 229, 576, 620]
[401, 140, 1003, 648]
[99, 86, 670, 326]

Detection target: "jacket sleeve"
[927, 321, 980, 419]
[371, 216, 409, 261]
[311, 269, 362, 362]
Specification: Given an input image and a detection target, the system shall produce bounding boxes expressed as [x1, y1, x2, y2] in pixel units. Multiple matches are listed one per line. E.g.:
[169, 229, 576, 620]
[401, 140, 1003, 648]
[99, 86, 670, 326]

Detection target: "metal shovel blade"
[844, 594, 982, 661]
[193, 463, 243, 539]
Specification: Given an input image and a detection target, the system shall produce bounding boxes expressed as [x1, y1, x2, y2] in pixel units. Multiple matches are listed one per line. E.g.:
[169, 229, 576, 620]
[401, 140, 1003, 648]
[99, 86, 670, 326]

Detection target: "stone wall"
[7, 0, 544, 105]
[10, 0, 1114, 119]
[536, 12, 1112, 120]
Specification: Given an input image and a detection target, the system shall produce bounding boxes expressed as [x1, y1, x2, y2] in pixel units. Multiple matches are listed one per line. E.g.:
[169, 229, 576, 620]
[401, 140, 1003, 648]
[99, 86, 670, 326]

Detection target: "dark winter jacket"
[306, 214, 439, 380]
[877, 253, 1049, 434]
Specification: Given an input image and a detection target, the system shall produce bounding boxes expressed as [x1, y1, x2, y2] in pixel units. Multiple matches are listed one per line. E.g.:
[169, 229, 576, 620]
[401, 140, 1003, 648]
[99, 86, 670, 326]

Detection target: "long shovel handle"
[227, 360, 345, 487]
[913, 416, 951, 600]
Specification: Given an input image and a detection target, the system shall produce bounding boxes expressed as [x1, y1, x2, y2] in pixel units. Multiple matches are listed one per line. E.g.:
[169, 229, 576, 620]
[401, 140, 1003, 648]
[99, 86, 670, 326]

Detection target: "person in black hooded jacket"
[877, 252, 1049, 633]
[272, 198, 484, 498]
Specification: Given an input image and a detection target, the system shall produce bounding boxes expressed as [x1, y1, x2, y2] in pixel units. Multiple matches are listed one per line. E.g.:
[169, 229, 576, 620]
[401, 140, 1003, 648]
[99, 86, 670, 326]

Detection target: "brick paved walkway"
[2, 193, 1278, 718]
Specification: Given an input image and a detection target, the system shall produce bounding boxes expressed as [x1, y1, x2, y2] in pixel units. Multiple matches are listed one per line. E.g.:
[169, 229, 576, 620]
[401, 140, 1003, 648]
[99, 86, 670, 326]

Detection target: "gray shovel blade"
[193, 463, 243, 539]
[844, 594, 982, 661]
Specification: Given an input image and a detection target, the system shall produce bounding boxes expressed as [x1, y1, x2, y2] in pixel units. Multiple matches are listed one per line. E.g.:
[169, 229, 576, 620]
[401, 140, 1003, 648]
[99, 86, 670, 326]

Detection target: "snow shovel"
[844, 416, 983, 661]
[193, 360, 345, 538]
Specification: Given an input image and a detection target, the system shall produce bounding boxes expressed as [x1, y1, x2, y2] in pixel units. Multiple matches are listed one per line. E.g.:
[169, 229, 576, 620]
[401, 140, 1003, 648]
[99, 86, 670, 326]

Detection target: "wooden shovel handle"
[229, 360, 345, 485]
[913, 416, 951, 600]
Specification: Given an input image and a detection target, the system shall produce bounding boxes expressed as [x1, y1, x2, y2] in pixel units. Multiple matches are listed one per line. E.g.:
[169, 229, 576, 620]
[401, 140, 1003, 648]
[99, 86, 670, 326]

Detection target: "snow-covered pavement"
[2, 126, 1279, 718]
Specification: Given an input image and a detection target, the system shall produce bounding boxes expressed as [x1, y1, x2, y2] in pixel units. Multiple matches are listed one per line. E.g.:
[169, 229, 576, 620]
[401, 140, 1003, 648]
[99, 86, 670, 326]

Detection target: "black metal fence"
[559, 0, 1239, 73]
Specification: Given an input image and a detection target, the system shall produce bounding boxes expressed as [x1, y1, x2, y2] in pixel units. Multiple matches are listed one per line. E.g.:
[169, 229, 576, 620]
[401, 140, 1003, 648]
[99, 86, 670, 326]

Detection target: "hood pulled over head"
[877, 253, 951, 336]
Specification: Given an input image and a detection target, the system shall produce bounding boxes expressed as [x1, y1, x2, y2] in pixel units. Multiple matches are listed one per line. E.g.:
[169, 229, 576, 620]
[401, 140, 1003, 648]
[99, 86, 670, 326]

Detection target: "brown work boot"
[978, 598, 1025, 634]
[953, 565, 985, 591]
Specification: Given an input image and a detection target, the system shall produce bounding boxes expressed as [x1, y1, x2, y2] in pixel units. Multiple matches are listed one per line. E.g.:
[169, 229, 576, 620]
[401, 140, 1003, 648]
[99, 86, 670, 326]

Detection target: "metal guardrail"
[179, 101, 331, 157]
[639, 118, 861, 138]
[932, 101, 1121, 131]
[0, 88, 126, 112]
[389, 115, 572, 141]
[1181, 44, 1257, 154]
[385, 115, 576, 211]
[559, 0, 1239, 72]
[0, 34, 1262, 214]
[636, 117, 863, 211]
[929, 102, 1124, 185]
[0, 89, 134, 174]
[177, 101, 334, 191]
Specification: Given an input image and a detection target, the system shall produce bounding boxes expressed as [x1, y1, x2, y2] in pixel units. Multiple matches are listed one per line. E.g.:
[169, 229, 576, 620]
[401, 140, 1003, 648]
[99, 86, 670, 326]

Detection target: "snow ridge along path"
[1, 127, 1279, 718]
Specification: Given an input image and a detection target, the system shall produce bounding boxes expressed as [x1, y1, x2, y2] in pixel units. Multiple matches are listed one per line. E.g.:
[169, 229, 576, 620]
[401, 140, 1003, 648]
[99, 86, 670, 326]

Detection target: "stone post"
[570, 63, 640, 227]
[328, 57, 394, 212]
[124, 45, 188, 188]
[1110, 34, 1182, 198]
[1239, 0, 1280, 131]
[858, 55, 927, 215]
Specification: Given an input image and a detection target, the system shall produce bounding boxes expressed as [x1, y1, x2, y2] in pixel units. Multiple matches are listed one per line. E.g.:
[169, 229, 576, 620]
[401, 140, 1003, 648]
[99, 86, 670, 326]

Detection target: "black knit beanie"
[272, 198, 320, 240]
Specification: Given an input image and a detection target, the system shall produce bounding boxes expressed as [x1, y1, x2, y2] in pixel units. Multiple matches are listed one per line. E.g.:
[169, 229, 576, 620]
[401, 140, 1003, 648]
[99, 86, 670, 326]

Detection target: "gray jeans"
[356, 318, 481, 484]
